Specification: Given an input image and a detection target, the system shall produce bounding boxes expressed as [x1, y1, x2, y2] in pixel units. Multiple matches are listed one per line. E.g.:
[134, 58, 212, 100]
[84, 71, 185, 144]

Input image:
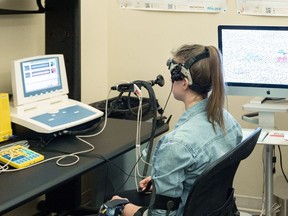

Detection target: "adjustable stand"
[243, 101, 288, 216]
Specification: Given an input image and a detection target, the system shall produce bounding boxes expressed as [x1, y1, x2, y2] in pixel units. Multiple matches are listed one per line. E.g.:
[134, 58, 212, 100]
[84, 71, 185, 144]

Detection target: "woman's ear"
[183, 78, 190, 89]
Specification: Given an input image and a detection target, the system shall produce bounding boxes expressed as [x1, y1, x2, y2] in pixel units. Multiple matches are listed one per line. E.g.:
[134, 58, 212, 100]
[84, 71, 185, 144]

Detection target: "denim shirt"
[150, 99, 242, 216]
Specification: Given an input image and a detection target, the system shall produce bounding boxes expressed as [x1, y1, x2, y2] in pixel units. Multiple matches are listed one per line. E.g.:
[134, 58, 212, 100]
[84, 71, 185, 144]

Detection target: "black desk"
[0, 118, 168, 215]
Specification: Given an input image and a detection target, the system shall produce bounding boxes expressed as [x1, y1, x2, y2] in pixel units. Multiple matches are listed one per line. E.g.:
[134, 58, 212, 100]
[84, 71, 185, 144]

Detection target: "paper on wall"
[119, 0, 227, 13]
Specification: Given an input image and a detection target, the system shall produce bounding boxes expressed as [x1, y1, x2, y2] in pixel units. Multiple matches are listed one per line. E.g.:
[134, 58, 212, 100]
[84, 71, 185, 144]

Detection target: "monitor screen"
[11, 54, 69, 107]
[218, 25, 288, 99]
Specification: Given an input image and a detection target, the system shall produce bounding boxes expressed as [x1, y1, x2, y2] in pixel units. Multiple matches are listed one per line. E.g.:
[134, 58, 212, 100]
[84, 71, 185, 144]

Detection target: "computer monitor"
[218, 25, 288, 100]
[11, 54, 69, 107]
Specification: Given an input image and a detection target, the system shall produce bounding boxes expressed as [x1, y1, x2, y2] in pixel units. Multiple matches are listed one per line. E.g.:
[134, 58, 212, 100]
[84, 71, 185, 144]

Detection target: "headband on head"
[167, 48, 211, 93]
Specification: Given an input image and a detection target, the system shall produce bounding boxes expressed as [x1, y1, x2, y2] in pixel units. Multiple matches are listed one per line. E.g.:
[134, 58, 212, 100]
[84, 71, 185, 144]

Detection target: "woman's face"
[172, 79, 186, 101]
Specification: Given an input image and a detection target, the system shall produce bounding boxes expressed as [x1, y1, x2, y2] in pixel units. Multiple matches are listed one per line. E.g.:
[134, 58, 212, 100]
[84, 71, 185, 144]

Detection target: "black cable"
[57, 93, 124, 137]
[126, 91, 152, 118]
[85, 152, 138, 178]
[41, 146, 143, 192]
[163, 84, 173, 112]
[277, 146, 288, 183]
[273, 146, 276, 174]
[134, 81, 158, 177]
[114, 153, 144, 193]
[26, 136, 55, 152]
[125, 82, 155, 118]
[107, 92, 125, 117]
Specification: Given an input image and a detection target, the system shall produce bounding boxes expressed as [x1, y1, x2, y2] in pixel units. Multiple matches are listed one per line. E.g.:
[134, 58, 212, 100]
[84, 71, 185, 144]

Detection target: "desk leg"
[265, 145, 274, 216]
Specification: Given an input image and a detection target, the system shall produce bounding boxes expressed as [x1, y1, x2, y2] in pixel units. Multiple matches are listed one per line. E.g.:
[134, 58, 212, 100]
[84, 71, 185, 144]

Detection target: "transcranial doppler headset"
[167, 48, 211, 93]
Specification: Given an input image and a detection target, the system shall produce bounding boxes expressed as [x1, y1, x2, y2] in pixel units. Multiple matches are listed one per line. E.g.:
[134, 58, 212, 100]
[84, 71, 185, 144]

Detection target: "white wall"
[0, 15, 44, 95]
[1, 0, 288, 214]
[81, 0, 108, 103]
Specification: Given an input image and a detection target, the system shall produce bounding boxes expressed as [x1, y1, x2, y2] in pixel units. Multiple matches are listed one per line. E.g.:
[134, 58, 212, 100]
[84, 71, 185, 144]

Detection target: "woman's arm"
[111, 195, 142, 216]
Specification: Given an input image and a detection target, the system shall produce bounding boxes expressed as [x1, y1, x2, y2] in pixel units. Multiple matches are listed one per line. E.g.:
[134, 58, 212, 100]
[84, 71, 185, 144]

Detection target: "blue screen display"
[20, 57, 63, 98]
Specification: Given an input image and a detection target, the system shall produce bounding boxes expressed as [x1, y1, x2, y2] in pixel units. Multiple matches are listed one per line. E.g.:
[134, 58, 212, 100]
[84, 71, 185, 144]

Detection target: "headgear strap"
[167, 48, 211, 93]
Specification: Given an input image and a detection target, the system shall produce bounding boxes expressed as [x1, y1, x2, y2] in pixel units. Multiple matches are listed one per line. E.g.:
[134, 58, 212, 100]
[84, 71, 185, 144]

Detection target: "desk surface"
[261, 130, 288, 145]
[243, 128, 288, 145]
[0, 118, 169, 215]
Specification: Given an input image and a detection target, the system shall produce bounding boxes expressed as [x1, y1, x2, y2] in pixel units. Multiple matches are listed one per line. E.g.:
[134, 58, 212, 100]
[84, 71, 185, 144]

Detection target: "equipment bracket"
[0, 0, 45, 15]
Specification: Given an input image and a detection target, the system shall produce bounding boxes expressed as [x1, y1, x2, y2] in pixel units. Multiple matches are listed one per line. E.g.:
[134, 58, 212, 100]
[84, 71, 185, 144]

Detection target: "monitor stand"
[242, 101, 288, 216]
[249, 97, 267, 104]
[249, 97, 287, 105]
[243, 99, 288, 128]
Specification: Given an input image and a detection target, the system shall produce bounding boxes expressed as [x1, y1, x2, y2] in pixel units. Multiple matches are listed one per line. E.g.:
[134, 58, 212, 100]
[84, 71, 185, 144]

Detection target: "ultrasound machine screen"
[11, 55, 69, 107]
[21, 57, 62, 97]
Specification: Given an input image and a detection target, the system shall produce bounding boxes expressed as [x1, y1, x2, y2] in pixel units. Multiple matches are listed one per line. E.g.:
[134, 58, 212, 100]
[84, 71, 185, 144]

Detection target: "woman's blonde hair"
[172, 44, 225, 130]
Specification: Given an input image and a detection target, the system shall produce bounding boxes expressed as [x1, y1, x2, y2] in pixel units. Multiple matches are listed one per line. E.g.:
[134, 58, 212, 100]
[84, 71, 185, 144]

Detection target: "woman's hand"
[139, 176, 152, 191]
[111, 195, 129, 202]
[110, 196, 141, 216]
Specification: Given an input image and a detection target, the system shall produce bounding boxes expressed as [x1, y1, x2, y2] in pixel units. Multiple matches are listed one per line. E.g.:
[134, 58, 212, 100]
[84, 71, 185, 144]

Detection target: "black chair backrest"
[183, 127, 262, 216]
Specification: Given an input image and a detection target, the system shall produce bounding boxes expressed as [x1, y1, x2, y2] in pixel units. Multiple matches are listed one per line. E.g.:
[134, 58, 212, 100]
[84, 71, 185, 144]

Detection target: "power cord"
[277, 145, 288, 183]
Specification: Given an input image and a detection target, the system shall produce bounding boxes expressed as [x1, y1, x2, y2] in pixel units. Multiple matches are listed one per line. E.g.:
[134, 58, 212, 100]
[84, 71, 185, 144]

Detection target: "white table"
[242, 101, 288, 216]
[243, 129, 288, 216]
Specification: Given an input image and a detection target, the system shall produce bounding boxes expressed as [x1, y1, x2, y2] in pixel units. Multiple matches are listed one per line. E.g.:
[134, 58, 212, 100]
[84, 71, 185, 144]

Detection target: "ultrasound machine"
[9, 54, 103, 138]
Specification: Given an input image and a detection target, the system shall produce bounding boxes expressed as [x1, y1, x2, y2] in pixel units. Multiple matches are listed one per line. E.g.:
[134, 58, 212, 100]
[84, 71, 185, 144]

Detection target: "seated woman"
[103, 43, 243, 216]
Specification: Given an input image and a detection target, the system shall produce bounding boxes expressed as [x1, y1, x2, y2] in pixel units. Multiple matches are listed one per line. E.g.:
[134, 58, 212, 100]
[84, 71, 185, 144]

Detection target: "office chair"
[182, 127, 262, 216]
[131, 127, 261, 216]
